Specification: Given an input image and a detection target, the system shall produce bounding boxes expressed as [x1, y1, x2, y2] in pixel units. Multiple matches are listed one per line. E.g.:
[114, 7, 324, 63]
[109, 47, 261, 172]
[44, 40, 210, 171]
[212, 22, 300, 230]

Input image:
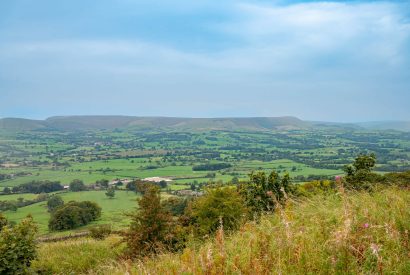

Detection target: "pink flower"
[335, 176, 341, 181]
[363, 223, 369, 228]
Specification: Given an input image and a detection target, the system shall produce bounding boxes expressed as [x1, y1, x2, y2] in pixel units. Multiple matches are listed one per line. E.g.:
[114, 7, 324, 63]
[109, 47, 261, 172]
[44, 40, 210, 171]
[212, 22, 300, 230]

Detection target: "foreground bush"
[123, 184, 175, 258]
[95, 187, 410, 274]
[0, 216, 38, 274]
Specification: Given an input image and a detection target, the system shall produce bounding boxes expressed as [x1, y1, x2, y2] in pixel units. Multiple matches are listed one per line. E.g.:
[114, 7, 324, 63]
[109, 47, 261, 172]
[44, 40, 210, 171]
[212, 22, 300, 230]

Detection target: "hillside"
[0, 116, 311, 131]
[1, 116, 409, 132]
[30, 187, 410, 274]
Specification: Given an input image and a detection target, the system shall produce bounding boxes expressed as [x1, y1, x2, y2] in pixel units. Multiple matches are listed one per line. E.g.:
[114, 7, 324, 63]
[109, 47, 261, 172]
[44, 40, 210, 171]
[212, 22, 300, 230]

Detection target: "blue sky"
[0, 0, 409, 122]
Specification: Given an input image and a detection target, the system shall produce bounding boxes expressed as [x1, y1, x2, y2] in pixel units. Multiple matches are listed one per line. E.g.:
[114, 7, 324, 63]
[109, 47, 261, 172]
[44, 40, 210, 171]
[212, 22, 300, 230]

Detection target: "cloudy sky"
[0, 0, 409, 122]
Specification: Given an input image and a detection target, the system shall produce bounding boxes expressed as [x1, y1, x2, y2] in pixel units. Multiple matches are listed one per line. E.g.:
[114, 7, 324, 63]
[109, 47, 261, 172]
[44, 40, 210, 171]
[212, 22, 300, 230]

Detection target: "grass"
[3, 190, 141, 235]
[30, 186, 409, 275]
[31, 235, 124, 274]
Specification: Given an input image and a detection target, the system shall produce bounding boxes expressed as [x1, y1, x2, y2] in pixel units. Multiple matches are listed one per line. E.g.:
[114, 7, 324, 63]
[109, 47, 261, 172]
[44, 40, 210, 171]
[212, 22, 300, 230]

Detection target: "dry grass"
[33, 187, 410, 274]
[95, 187, 410, 274]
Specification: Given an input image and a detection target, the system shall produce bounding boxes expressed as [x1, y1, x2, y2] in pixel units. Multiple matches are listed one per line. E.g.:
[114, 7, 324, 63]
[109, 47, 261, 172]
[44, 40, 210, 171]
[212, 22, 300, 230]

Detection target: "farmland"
[1, 120, 410, 236]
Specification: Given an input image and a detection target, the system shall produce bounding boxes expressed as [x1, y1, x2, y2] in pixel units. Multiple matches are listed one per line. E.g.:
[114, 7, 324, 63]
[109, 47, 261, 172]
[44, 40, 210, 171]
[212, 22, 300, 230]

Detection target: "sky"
[0, 0, 409, 122]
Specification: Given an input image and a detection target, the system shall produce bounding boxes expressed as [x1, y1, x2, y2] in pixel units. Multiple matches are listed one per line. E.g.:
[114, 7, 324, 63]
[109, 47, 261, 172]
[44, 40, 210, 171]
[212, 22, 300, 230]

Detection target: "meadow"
[3, 190, 141, 235]
[30, 187, 410, 274]
[1, 127, 409, 236]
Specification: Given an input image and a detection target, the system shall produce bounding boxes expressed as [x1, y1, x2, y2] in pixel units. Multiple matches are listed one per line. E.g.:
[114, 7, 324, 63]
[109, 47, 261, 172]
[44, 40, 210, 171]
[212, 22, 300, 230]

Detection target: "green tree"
[69, 179, 87, 192]
[240, 170, 293, 217]
[191, 186, 247, 236]
[3, 187, 10, 194]
[105, 187, 115, 199]
[96, 179, 109, 188]
[124, 184, 173, 258]
[47, 195, 64, 212]
[0, 216, 37, 274]
[343, 153, 381, 189]
[48, 201, 101, 231]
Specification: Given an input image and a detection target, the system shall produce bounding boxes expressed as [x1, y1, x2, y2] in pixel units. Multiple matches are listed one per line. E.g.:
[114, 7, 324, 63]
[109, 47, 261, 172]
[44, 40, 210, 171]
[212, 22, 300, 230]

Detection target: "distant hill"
[0, 116, 311, 131]
[356, 121, 410, 132]
[0, 116, 409, 132]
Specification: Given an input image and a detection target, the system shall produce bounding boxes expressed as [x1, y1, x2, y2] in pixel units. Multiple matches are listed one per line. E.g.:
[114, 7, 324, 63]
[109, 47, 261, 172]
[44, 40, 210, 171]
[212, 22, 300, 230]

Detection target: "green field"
[3, 190, 141, 235]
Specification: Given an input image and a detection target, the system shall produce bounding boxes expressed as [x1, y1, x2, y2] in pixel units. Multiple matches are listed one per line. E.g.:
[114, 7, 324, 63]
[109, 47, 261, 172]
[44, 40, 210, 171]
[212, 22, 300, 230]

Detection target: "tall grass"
[94, 187, 410, 274]
[31, 187, 410, 274]
[32, 236, 124, 274]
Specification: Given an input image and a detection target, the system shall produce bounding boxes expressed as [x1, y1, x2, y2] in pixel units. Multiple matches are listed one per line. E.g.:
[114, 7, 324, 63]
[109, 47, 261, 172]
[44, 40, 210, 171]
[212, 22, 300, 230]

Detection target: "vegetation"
[46, 195, 64, 212]
[124, 185, 174, 258]
[48, 201, 101, 231]
[69, 179, 87, 192]
[190, 186, 247, 236]
[105, 187, 115, 199]
[0, 216, 38, 274]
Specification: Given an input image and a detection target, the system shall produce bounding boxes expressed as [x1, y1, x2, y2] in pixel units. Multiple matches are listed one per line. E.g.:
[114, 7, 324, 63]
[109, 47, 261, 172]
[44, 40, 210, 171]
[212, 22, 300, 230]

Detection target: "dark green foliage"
[0, 216, 37, 274]
[105, 187, 115, 199]
[13, 180, 63, 194]
[192, 163, 232, 171]
[96, 179, 109, 188]
[343, 153, 383, 190]
[89, 224, 112, 240]
[126, 181, 137, 191]
[47, 195, 64, 212]
[48, 201, 101, 231]
[124, 184, 174, 258]
[69, 179, 87, 192]
[3, 187, 10, 194]
[162, 197, 188, 216]
[191, 186, 247, 236]
[240, 170, 293, 217]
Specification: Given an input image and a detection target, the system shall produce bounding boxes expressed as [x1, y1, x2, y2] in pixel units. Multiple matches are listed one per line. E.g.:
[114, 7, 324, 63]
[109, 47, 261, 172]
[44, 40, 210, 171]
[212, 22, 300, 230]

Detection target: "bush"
[47, 195, 64, 212]
[192, 163, 232, 171]
[69, 179, 87, 192]
[89, 225, 112, 240]
[124, 184, 174, 258]
[13, 180, 63, 194]
[190, 186, 248, 236]
[0, 216, 38, 274]
[48, 201, 101, 231]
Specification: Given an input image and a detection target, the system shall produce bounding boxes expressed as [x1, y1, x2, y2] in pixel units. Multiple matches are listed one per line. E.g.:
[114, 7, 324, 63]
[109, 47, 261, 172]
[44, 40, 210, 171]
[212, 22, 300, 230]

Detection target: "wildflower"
[266, 191, 273, 196]
[363, 223, 369, 229]
[335, 175, 341, 182]
[370, 243, 380, 255]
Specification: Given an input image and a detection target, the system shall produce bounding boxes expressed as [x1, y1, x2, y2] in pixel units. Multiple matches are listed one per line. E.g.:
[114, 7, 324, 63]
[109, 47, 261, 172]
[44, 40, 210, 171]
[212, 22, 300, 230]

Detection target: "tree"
[0, 216, 37, 274]
[124, 184, 173, 258]
[48, 201, 101, 231]
[240, 170, 293, 217]
[343, 153, 382, 189]
[3, 187, 10, 194]
[96, 179, 109, 188]
[105, 187, 115, 199]
[191, 186, 247, 236]
[47, 195, 64, 212]
[69, 179, 86, 192]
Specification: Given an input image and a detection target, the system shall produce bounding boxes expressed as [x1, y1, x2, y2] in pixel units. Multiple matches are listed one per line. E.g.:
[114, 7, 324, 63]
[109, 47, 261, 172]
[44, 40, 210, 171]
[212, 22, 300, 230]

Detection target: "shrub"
[69, 179, 87, 192]
[191, 186, 247, 236]
[48, 201, 101, 231]
[105, 187, 115, 199]
[47, 195, 64, 212]
[124, 184, 174, 258]
[89, 225, 112, 240]
[0, 216, 38, 274]
[13, 180, 63, 194]
[192, 163, 232, 171]
[240, 170, 293, 217]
